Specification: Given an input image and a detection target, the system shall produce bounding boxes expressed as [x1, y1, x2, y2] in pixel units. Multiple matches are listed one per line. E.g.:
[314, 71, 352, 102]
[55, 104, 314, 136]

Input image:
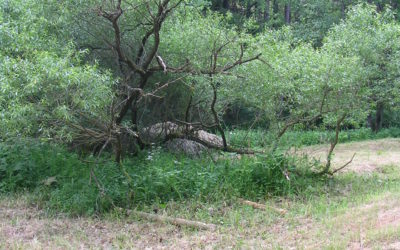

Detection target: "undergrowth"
[0, 139, 320, 216]
[1, 127, 399, 217]
[228, 127, 400, 149]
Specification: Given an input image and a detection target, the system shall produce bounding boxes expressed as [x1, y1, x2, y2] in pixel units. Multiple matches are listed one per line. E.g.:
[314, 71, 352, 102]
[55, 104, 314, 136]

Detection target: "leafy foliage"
[0, 0, 115, 140]
[2, 0, 400, 217]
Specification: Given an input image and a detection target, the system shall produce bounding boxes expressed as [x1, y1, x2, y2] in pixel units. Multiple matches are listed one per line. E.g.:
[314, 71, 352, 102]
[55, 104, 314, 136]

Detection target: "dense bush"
[0, 139, 318, 215]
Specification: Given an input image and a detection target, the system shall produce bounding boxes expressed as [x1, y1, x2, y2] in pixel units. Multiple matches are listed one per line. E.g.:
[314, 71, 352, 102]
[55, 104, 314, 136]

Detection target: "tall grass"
[0, 139, 318, 215]
[228, 127, 400, 149]
[1, 127, 398, 216]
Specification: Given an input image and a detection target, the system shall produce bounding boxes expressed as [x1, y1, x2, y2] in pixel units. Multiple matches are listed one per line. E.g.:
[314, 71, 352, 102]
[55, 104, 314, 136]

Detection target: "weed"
[228, 127, 400, 149]
[0, 139, 319, 215]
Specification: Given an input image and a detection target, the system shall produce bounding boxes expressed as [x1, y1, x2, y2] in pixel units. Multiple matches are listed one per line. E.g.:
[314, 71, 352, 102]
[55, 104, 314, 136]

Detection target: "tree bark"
[375, 102, 384, 132]
[222, 0, 229, 9]
[284, 3, 291, 24]
[210, 81, 228, 150]
[264, 0, 270, 21]
[320, 113, 346, 175]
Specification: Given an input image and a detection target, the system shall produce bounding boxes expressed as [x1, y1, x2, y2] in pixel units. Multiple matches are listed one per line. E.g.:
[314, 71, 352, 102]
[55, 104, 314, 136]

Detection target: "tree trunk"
[367, 114, 375, 131]
[222, 0, 229, 9]
[375, 102, 384, 132]
[273, 0, 279, 13]
[369, 102, 384, 133]
[210, 82, 228, 150]
[185, 94, 192, 133]
[392, 1, 398, 10]
[284, 3, 291, 24]
[320, 113, 347, 175]
[264, 0, 270, 21]
[115, 135, 123, 164]
[341, 1, 346, 18]
[377, 3, 384, 12]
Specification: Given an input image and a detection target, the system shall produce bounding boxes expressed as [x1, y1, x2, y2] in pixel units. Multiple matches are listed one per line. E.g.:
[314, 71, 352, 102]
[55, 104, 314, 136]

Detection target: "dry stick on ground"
[120, 208, 217, 231]
[238, 198, 287, 215]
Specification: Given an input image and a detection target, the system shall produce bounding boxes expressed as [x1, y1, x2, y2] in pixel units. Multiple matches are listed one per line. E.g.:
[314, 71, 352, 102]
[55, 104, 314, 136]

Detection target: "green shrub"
[0, 139, 319, 215]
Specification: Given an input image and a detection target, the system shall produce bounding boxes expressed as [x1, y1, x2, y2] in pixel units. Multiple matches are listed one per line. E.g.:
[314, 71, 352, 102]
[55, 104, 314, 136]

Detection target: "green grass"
[0, 139, 323, 216]
[1, 136, 400, 248]
[1, 127, 399, 218]
[146, 163, 400, 221]
[227, 127, 400, 149]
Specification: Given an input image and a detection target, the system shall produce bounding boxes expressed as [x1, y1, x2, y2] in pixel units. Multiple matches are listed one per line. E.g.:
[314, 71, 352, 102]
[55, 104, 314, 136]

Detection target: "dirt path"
[1, 139, 400, 249]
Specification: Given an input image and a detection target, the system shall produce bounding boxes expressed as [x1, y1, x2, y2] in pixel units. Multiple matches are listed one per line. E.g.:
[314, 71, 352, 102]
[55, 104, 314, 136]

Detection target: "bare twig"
[238, 198, 287, 214]
[120, 208, 217, 231]
[330, 153, 356, 175]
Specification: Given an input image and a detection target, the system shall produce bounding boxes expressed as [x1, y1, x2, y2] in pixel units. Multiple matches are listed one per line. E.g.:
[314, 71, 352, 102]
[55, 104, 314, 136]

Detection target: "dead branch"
[164, 132, 262, 154]
[330, 153, 356, 175]
[120, 208, 217, 231]
[238, 198, 287, 214]
[271, 89, 332, 153]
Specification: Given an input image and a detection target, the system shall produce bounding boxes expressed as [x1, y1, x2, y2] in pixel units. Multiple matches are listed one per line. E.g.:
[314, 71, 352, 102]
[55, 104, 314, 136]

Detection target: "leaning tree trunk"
[210, 81, 228, 151]
[320, 113, 346, 175]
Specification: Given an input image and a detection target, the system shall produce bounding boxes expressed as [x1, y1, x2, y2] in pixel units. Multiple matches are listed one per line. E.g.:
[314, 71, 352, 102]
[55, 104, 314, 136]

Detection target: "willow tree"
[225, 27, 365, 173]
[324, 3, 400, 132]
[1, 0, 262, 161]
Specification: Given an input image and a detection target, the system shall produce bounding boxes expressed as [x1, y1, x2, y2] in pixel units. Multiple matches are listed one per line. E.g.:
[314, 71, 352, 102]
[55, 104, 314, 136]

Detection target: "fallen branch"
[238, 198, 287, 215]
[330, 153, 356, 175]
[120, 208, 217, 231]
[164, 133, 264, 155]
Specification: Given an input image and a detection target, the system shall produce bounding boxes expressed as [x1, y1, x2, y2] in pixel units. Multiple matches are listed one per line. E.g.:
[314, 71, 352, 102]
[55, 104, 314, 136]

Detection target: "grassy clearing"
[299, 138, 400, 173]
[228, 127, 400, 149]
[1, 139, 400, 248]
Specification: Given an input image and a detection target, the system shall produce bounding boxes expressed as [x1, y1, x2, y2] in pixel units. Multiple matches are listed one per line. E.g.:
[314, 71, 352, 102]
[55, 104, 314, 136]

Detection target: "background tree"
[324, 3, 400, 132]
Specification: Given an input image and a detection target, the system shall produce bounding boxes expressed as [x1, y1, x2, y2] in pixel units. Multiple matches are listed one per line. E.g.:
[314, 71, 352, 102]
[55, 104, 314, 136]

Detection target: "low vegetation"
[1, 138, 400, 248]
[0, 137, 315, 215]
[228, 127, 400, 149]
[1, 0, 400, 248]
[0, 129, 399, 217]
